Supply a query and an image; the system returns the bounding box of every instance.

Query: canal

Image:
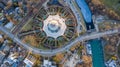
[90,39,105,67]
[75,0,95,30]
[48,0,105,67]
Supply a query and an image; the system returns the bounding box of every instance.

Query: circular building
[31,5,77,49]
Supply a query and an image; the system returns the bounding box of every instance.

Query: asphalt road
[0,26,119,56]
[1,0,120,56]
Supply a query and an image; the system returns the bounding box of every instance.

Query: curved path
[66,0,86,34]
[0,26,119,56]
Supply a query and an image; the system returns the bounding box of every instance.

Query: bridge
[0,26,119,56]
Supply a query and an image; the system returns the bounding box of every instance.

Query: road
[0,26,119,56]
[12,0,46,34]
[66,0,82,34]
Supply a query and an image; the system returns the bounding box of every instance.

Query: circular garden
[22,6,77,49]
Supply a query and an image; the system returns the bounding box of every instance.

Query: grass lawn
[22,21,33,31]
[38,43,49,50]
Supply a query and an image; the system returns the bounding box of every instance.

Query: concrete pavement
[63,54,79,67]
[66,0,82,34]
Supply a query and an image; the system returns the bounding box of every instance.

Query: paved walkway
[66,0,86,35]
[63,54,79,67]
[12,0,47,34]
[18,30,41,37]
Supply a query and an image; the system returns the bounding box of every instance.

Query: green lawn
[38,43,49,50]
[22,21,32,31]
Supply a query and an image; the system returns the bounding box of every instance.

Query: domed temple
[32,6,77,49]
[20,2,77,49]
